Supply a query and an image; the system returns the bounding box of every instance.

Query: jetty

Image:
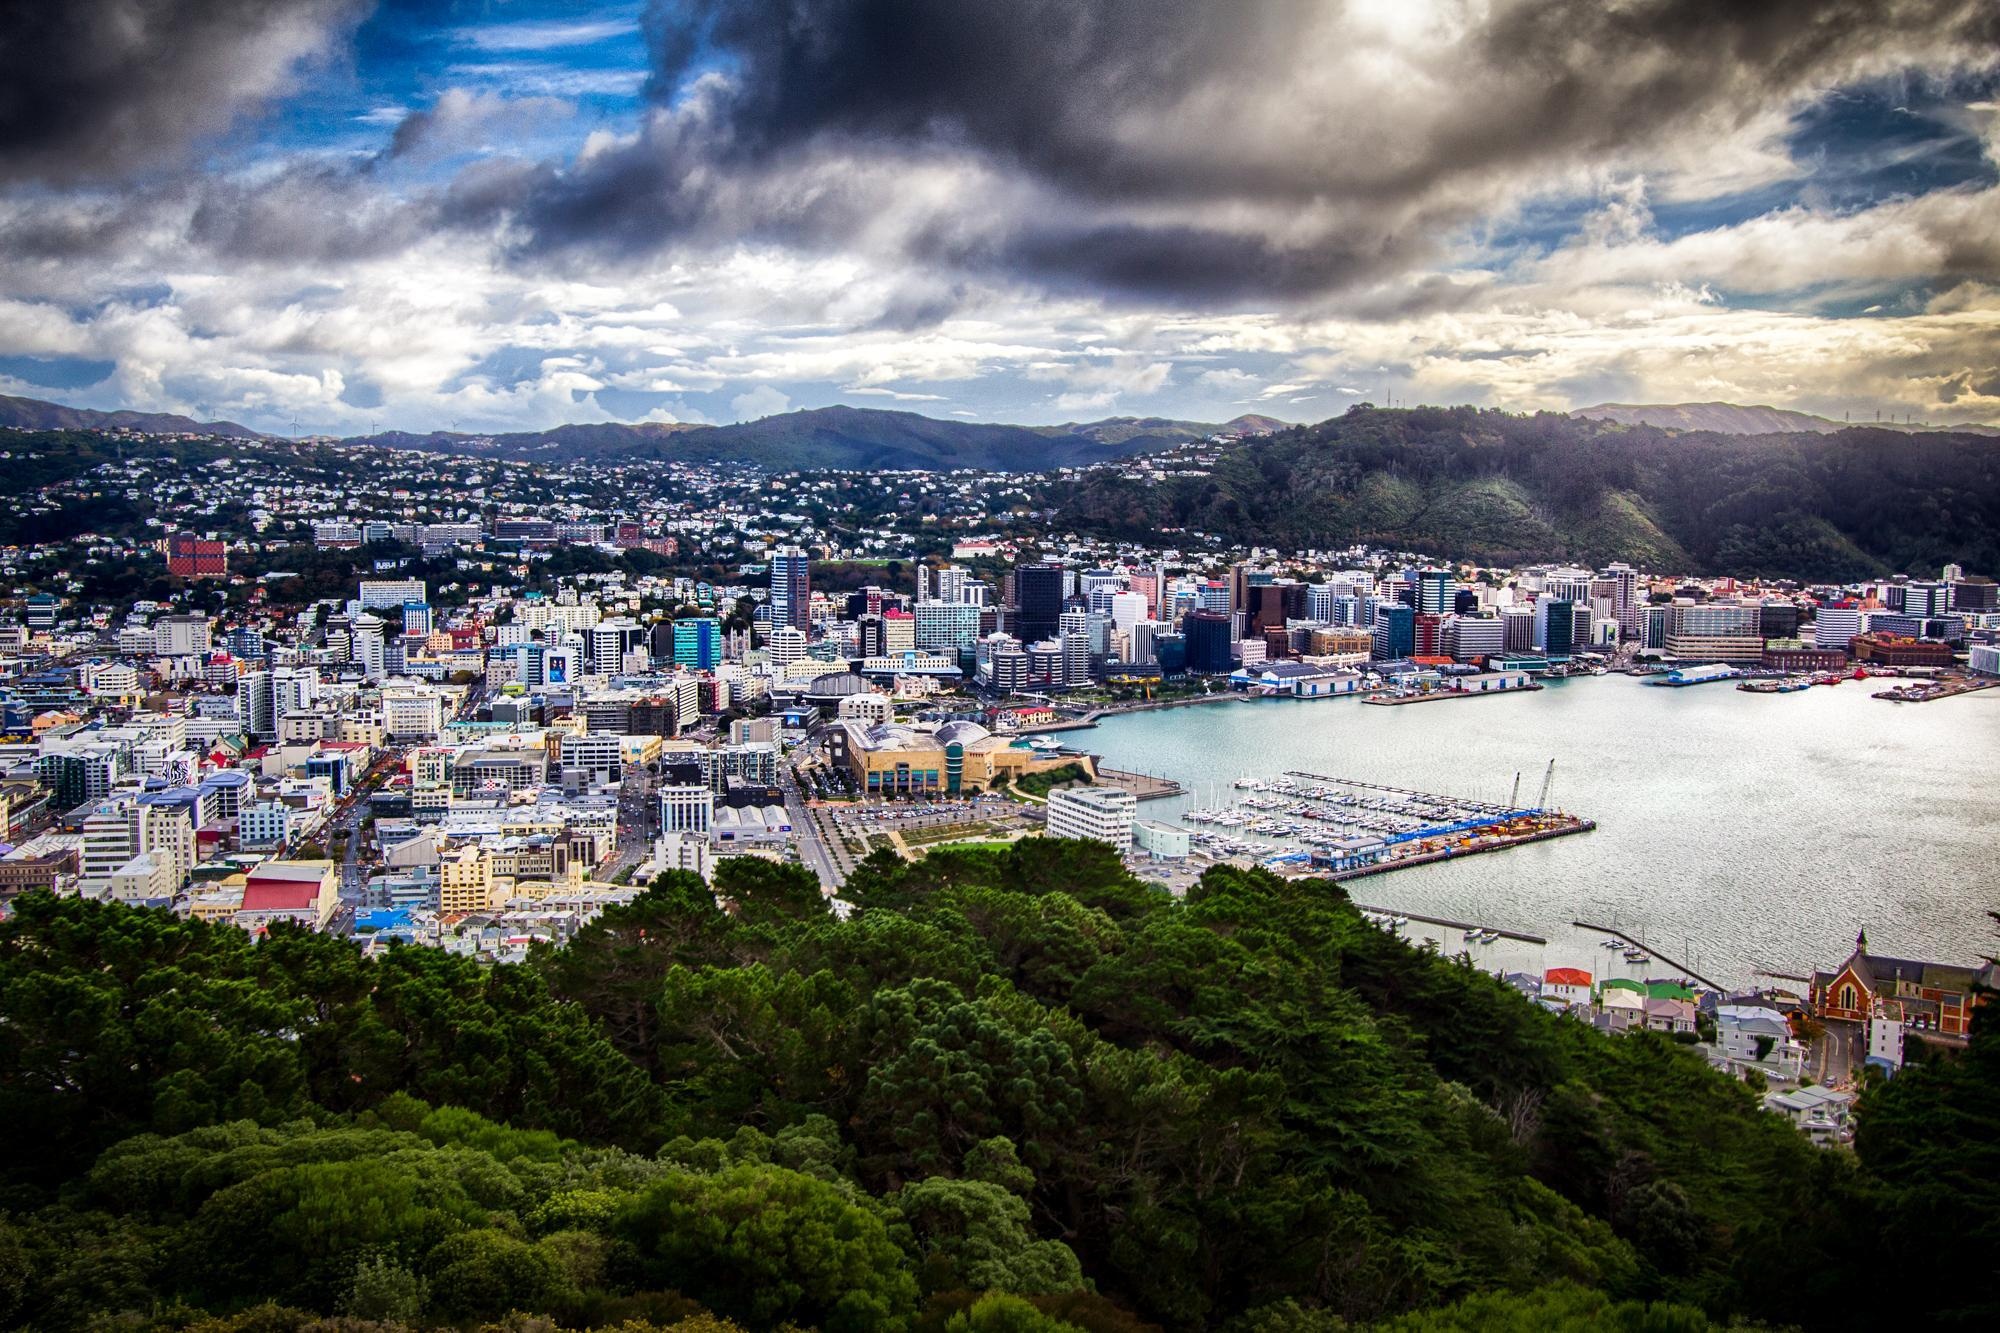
[1353,905,1547,946]
[1573,919,1724,991]
[1094,767,1184,801]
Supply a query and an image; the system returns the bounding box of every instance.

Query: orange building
[1849,633,1954,667]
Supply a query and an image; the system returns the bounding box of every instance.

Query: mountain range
[0,392,1282,471]
[1574,400,2000,436]
[0,392,264,439]
[335,406,1287,471]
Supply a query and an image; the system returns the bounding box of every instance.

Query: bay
[1082,675,2000,986]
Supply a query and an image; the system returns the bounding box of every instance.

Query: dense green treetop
[0,844,1992,1331]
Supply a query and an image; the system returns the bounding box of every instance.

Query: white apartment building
[559,733,624,787]
[1813,605,1866,651]
[240,801,291,851]
[659,782,714,838]
[381,687,445,742]
[1045,786,1137,852]
[153,614,213,657]
[358,578,427,610]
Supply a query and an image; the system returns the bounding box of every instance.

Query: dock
[1328,817,1595,879]
[1573,919,1724,990]
[1094,767,1184,801]
[1871,677,1997,704]
[1354,904,1546,945]
[1360,684,1544,706]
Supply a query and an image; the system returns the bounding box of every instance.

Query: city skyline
[0,1,1996,436]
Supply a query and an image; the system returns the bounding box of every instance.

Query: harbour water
[1085,675,2000,986]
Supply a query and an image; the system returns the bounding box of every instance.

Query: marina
[1170,764,1591,879]
[1084,674,2000,985]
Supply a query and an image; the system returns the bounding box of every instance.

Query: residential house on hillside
[1543,967,1592,1006]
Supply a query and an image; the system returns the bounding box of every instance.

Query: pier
[1353,904,1546,945]
[1573,919,1724,991]
[1327,818,1595,879]
[1094,767,1184,801]
[1360,684,1544,706]
[1871,677,1997,704]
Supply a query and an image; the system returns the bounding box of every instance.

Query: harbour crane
[1536,759,1556,812]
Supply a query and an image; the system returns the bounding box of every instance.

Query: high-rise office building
[1182,610,1235,674]
[769,545,811,633]
[1372,604,1415,660]
[1534,598,1576,657]
[1813,603,1865,651]
[673,617,722,671]
[1415,568,1456,615]
[1015,562,1065,644]
[913,601,981,651]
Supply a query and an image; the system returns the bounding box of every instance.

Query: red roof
[240,881,318,911]
[1545,967,1593,987]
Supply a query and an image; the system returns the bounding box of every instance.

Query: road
[314,747,406,934]
[600,761,655,884]
[1816,1019,1863,1088]
[783,764,847,890]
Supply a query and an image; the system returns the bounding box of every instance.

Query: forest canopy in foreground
[0,843,1994,1331]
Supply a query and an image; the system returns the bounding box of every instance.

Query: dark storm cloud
[0,0,370,184]
[189,163,438,263]
[487,0,2000,304]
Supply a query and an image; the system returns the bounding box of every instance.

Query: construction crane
[1536,759,1556,812]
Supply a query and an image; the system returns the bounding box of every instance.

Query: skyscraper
[770,545,811,633]
[1182,610,1236,674]
[1016,562,1064,644]
[1416,568,1456,615]
[1534,598,1576,657]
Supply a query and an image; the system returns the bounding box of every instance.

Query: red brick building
[167,533,227,578]
[1812,932,1990,1039]
[1850,633,1954,667]
[1763,645,1847,671]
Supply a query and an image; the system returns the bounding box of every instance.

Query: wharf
[1573,918,1723,990]
[1328,817,1595,881]
[1361,684,1543,707]
[1353,904,1546,945]
[1871,677,1997,704]
[1094,767,1184,801]
[1013,691,1240,733]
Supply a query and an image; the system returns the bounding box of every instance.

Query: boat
[1623,948,1647,963]
[1739,676,1813,694]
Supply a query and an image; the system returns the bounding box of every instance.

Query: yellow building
[187,880,247,923]
[440,845,496,915]
[833,720,1092,797]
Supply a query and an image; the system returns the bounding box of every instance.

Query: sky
[1,0,1997,436]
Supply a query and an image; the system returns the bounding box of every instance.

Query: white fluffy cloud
[0,1,1997,433]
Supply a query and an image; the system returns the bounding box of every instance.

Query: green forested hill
[353,406,1225,472]
[1057,406,2000,578]
[1,848,1993,1332]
